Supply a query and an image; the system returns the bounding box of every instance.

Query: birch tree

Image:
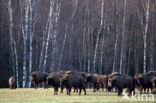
[58,0,78,69]
[113,0,119,72]
[22,0,28,87]
[7,0,19,87]
[119,0,127,73]
[143,0,150,73]
[42,1,54,72]
[93,0,104,73]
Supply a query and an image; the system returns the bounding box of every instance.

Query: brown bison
[108,75,135,96]
[65,70,88,88]
[8,76,16,89]
[146,71,156,76]
[86,73,107,92]
[46,73,64,95]
[135,73,153,94]
[106,72,124,92]
[60,74,87,95]
[30,71,48,88]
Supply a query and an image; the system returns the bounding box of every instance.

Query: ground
[0,88,156,103]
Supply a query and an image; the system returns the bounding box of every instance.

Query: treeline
[0,0,156,88]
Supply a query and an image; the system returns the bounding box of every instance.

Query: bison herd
[9,70,156,96]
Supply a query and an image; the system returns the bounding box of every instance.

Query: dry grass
[0,88,155,103]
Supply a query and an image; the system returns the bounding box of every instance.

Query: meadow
[0,88,156,103]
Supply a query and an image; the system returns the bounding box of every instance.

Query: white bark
[58,0,78,69]
[28,0,34,88]
[42,1,54,72]
[113,0,119,72]
[88,27,93,73]
[113,27,119,72]
[93,0,104,73]
[50,0,62,72]
[7,0,19,88]
[149,5,154,71]
[119,0,127,73]
[22,0,30,87]
[143,0,150,73]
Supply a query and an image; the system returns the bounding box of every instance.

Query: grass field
[0,88,156,103]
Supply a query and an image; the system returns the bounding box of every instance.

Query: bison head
[109,78,117,88]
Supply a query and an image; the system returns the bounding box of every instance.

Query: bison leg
[96,85,100,91]
[54,87,58,95]
[83,88,86,95]
[76,88,78,93]
[120,89,123,96]
[10,85,13,89]
[74,88,78,93]
[138,86,143,94]
[79,88,82,95]
[117,89,120,96]
[66,88,71,95]
[128,89,132,96]
[66,88,68,95]
[69,88,71,95]
[36,83,39,89]
[132,88,135,95]
[11,84,14,89]
[13,84,16,89]
[150,87,153,93]
[60,86,64,93]
[74,89,75,93]
[118,88,122,96]
[32,81,36,89]
[44,82,48,89]
[93,84,96,92]
[144,88,146,94]
[147,88,149,94]
[102,84,104,91]
[9,85,12,89]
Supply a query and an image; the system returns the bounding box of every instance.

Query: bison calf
[8,76,16,89]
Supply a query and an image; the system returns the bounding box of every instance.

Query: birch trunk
[119,0,127,73]
[112,0,119,72]
[113,27,119,72]
[42,1,54,72]
[28,0,34,87]
[93,0,104,73]
[7,0,19,87]
[50,0,62,72]
[143,0,150,73]
[22,0,29,87]
[58,0,78,69]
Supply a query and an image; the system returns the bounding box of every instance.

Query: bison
[106,72,124,92]
[8,76,16,89]
[60,74,86,95]
[46,73,64,95]
[135,73,153,94]
[108,75,135,96]
[30,71,48,89]
[86,73,107,92]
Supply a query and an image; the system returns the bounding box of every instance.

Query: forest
[0,0,156,88]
